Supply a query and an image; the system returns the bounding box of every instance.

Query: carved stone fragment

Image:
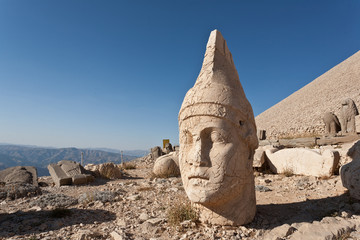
[323,112,341,136]
[340,98,359,134]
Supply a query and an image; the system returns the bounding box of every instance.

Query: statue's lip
[188,174,209,180]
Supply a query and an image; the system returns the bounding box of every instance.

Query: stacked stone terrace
[256,50,360,139]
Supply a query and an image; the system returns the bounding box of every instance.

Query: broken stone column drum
[178,30,258,226]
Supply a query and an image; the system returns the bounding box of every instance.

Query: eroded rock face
[178,30,258,226]
[265,148,340,177]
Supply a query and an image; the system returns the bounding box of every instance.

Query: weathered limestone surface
[265,148,340,177]
[153,151,180,177]
[0,166,38,186]
[48,160,93,187]
[341,140,360,199]
[256,50,360,139]
[178,30,258,226]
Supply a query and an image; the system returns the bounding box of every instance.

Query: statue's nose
[189,140,210,167]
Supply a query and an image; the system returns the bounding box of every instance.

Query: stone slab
[48,163,72,187]
[278,137,317,148]
[265,148,340,177]
[317,134,360,145]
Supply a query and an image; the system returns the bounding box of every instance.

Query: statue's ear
[244,122,259,153]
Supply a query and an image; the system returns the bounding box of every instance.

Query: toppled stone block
[48,160,93,187]
[265,148,340,177]
[72,174,90,185]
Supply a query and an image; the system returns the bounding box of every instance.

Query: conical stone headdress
[179,30,258,148]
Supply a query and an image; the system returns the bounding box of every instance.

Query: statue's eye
[211,131,226,143]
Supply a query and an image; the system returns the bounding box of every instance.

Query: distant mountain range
[0,144,149,176]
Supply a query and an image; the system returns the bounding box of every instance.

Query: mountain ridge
[0,144,148,176]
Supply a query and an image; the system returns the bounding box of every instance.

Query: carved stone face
[179,115,251,206]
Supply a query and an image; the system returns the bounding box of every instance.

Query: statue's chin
[185,187,218,205]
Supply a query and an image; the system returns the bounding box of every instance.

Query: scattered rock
[30,193,78,208]
[0,182,41,200]
[255,185,272,192]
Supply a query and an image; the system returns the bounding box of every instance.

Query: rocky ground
[1,156,360,240]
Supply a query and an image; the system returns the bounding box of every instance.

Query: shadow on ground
[248,192,359,230]
[0,208,116,238]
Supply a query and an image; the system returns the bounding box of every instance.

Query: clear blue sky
[0,1,359,150]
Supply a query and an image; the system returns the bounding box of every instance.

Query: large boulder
[153,151,180,177]
[265,148,340,177]
[85,162,123,179]
[48,160,93,187]
[0,166,40,200]
[0,166,38,186]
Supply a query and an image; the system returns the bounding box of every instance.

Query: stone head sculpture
[178,30,258,226]
[341,98,359,134]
